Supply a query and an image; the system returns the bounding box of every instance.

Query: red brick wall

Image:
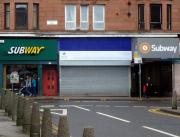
[0,0,180,32]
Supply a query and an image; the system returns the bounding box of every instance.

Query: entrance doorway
[131,61,172,97]
[42,65,58,96]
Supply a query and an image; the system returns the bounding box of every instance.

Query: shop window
[138,4,144,30]
[4,3,10,29]
[6,65,37,92]
[93,5,105,30]
[15,3,28,29]
[80,5,89,30]
[167,4,171,31]
[65,5,76,30]
[150,4,162,30]
[33,3,39,29]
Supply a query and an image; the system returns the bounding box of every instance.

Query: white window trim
[93,5,105,30]
[65,5,76,30]
[80,5,89,30]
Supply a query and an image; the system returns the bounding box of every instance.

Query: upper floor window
[65,5,76,30]
[15,4,28,29]
[138,4,144,30]
[33,3,39,29]
[93,5,105,30]
[150,4,162,30]
[4,3,10,29]
[80,5,89,30]
[167,4,171,31]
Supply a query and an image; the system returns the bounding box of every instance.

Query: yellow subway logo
[8,46,45,55]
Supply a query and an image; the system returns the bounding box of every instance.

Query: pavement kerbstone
[159,108,180,116]
[33,96,180,101]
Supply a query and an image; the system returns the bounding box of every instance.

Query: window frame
[150,4,162,30]
[65,5,76,30]
[4,3,10,30]
[167,4,171,31]
[138,4,145,31]
[93,5,105,30]
[15,3,28,30]
[33,3,39,30]
[80,5,89,30]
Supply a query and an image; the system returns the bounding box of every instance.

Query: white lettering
[151,44,177,53]
[173,47,177,53]
[19,47,25,54]
[14,47,20,54]
[151,45,156,51]
[8,47,15,54]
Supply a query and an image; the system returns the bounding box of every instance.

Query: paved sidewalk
[0,110,28,137]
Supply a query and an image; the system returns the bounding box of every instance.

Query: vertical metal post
[0,64,3,90]
[12,83,13,92]
[172,63,175,92]
[38,64,42,96]
[139,63,142,100]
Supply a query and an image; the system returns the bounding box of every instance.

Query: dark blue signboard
[59,38,131,51]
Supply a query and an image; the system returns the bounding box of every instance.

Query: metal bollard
[30,102,40,137]
[8,91,13,116]
[16,96,25,126]
[82,127,95,137]
[41,108,52,137]
[12,93,18,121]
[1,90,5,110]
[172,90,177,110]
[5,90,9,114]
[0,92,2,109]
[23,98,33,134]
[57,116,70,137]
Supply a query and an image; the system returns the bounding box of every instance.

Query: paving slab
[0,110,28,137]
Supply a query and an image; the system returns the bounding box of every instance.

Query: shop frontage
[0,38,58,96]
[59,38,132,96]
[131,37,179,97]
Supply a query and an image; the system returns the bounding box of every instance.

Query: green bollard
[41,108,52,137]
[82,127,95,137]
[30,102,40,137]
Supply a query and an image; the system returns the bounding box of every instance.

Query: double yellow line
[148,108,180,118]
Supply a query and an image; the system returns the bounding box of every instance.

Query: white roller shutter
[60,66,130,96]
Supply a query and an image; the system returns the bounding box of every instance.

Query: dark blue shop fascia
[59,37,131,51]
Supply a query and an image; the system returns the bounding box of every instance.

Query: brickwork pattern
[0,0,180,32]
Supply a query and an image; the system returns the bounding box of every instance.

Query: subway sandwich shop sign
[8,46,45,55]
[0,39,57,61]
